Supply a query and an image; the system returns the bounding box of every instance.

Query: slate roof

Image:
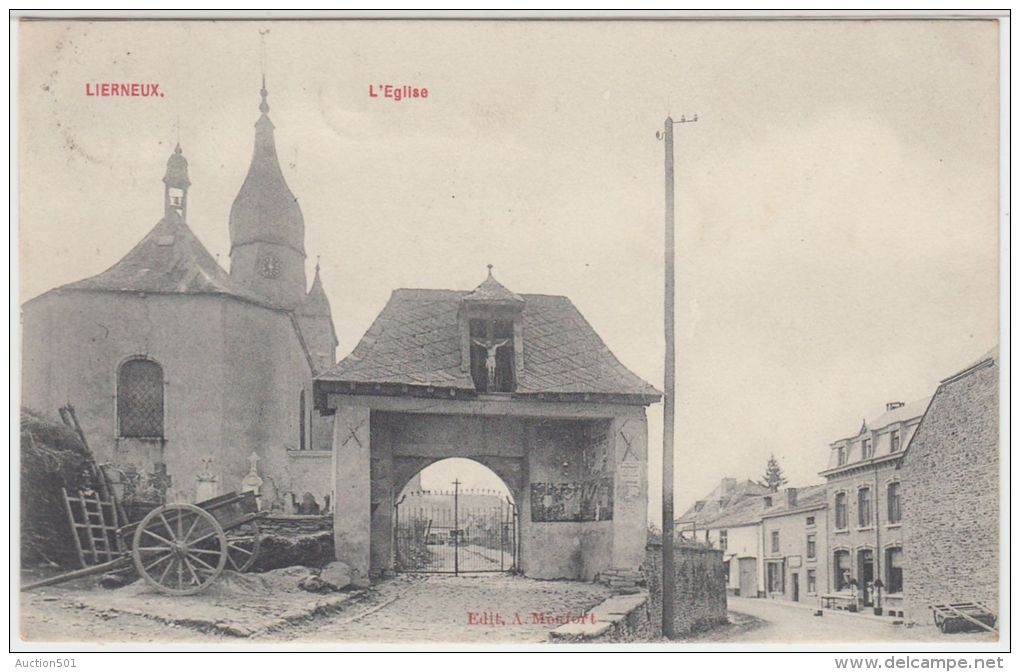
[678,479,769,526]
[462,269,524,305]
[759,483,828,518]
[834,395,933,443]
[699,495,766,529]
[54,211,268,304]
[317,287,660,400]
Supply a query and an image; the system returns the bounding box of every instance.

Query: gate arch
[393,458,519,574]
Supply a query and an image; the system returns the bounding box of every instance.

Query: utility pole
[658,112,697,639]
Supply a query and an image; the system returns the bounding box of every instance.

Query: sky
[18,19,1001,519]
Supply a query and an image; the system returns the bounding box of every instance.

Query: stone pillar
[332,404,371,587]
[612,412,648,570]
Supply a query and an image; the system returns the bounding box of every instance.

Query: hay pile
[20,408,97,568]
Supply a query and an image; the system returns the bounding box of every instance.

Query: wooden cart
[24,491,263,596]
[931,603,997,634]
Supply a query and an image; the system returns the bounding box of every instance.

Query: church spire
[228,78,304,257]
[299,257,332,318]
[228,78,307,309]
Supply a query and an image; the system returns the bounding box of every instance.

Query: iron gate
[394,484,518,574]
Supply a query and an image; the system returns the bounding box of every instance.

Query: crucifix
[471,334,509,389]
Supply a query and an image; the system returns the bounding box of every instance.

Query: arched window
[118,358,164,438]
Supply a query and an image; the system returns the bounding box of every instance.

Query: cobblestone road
[275,573,614,643]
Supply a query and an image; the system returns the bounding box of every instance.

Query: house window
[807,568,817,594]
[887,482,901,524]
[835,492,848,530]
[806,515,815,527]
[834,550,851,591]
[837,445,847,466]
[117,358,164,438]
[862,438,873,459]
[763,495,773,508]
[890,430,901,452]
[858,487,872,527]
[766,561,784,594]
[806,533,816,559]
[885,547,903,594]
[771,530,780,553]
[469,318,515,392]
[719,530,728,551]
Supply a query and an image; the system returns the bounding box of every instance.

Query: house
[819,396,930,616]
[901,348,999,622]
[760,484,829,604]
[678,477,769,537]
[700,494,768,597]
[21,83,338,512]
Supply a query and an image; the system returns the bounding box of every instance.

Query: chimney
[786,487,798,507]
[886,401,904,411]
[694,500,705,512]
[721,477,737,496]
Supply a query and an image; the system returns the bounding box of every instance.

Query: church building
[20,81,338,512]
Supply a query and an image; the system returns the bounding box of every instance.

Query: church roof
[56,211,261,299]
[229,81,305,257]
[317,287,660,401]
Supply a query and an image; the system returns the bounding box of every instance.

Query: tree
[759,453,788,492]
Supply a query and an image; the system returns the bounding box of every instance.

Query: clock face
[258,253,281,279]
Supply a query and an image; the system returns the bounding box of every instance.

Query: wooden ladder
[62,487,123,567]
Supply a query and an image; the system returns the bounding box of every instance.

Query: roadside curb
[67,588,370,638]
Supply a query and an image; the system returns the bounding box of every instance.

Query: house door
[738,557,757,597]
[858,549,875,606]
[791,573,799,602]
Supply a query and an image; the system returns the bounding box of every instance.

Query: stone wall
[549,593,654,643]
[902,356,999,622]
[260,513,333,538]
[643,541,728,637]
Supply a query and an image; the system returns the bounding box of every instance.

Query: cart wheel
[226,520,260,573]
[131,504,227,595]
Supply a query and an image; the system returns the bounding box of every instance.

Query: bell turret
[163,143,190,219]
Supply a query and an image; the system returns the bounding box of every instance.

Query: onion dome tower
[228,78,307,309]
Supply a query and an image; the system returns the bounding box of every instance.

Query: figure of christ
[472,337,510,389]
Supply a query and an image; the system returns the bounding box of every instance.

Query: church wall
[21,291,229,502]
[21,290,332,511]
[220,299,321,510]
